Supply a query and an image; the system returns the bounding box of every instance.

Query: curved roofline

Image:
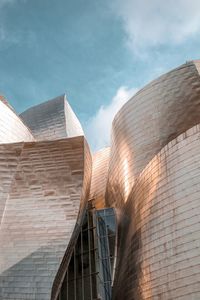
[112,60,200,125]
[20,93,66,115]
[0,95,35,139]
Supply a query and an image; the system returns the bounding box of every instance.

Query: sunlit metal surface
[0,96,34,143]
[1,60,200,300]
[0,96,34,240]
[106,60,200,300]
[89,147,110,208]
[112,125,200,300]
[106,60,200,208]
[0,96,92,300]
[20,94,84,141]
[0,137,91,300]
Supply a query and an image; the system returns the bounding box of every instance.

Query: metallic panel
[0,136,92,300]
[0,97,34,143]
[112,125,200,300]
[106,60,200,207]
[20,95,84,141]
[89,147,110,208]
[51,139,92,300]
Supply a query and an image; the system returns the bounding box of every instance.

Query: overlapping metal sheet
[0,96,92,300]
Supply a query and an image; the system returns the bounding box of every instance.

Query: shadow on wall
[0,242,68,300]
[113,155,162,300]
[113,125,200,300]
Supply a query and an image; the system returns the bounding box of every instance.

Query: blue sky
[0,0,200,150]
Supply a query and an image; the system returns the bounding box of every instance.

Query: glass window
[57,206,117,300]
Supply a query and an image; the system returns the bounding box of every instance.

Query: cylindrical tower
[106,60,200,208]
[113,125,200,300]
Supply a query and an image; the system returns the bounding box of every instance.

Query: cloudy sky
[0,0,200,150]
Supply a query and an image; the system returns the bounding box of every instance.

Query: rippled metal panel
[0,136,92,300]
[20,94,84,141]
[0,97,34,229]
[112,125,200,300]
[106,60,200,208]
[51,138,92,300]
[0,97,34,143]
[89,147,110,208]
[0,143,24,226]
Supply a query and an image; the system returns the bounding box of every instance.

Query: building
[0,60,200,300]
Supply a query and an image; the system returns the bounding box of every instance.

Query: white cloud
[112,0,200,54]
[85,86,138,151]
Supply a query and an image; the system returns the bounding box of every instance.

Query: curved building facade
[89,147,110,208]
[20,94,84,141]
[112,125,200,300]
[1,60,200,300]
[106,60,200,208]
[106,60,200,300]
[0,96,34,143]
[0,97,92,300]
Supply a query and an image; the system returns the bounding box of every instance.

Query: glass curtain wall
[58,207,116,300]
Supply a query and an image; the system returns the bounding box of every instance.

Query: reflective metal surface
[1,60,200,300]
[113,125,200,300]
[89,147,110,208]
[20,94,83,141]
[0,97,92,300]
[106,60,200,208]
[0,137,92,300]
[106,60,200,300]
[0,96,34,143]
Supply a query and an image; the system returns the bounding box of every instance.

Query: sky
[0,0,200,151]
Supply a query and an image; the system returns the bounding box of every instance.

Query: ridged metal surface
[51,138,92,300]
[112,125,200,300]
[106,60,200,208]
[89,147,110,208]
[0,98,34,143]
[0,136,92,300]
[1,60,200,300]
[20,95,84,141]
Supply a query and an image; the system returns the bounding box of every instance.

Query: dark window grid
[67,271,99,282]
[97,232,116,238]
[75,248,98,257]
[74,211,97,300]
[80,229,85,300]
[98,226,113,294]
[105,208,115,216]
[98,241,109,252]
[98,207,115,216]
[103,280,112,285]
[96,277,107,300]
[104,287,112,296]
[98,254,110,260]
[64,269,69,300]
[98,243,110,258]
[59,208,116,300]
[73,248,77,300]
[97,261,110,282]
[96,210,105,217]
[97,222,111,263]
[101,266,111,281]
[104,285,112,300]
[97,251,110,260]
[97,220,116,239]
[87,211,94,300]
[82,226,96,232]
